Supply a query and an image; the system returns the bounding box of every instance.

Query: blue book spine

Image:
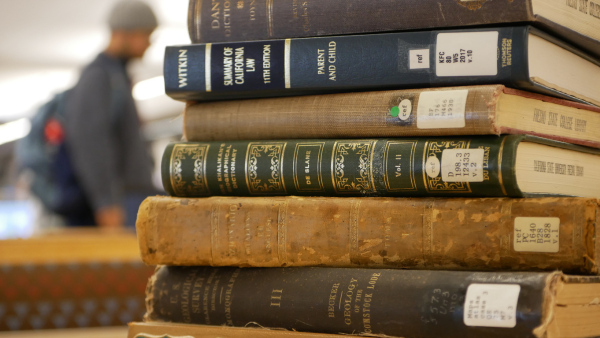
[165,26,529,101]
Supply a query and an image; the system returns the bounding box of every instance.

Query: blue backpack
[16,66,127,215]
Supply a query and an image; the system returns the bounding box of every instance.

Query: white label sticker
[416,90,468,129]
[425,156,441,178]
[436,32,498,76]
[398,99,412,120]
[441,149,484,182]
[409,49,430,69]
[464,284,520,328]
[514,217,560,253]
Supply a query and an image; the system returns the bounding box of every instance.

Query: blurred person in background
[64,0,158,228]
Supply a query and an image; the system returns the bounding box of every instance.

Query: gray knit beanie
[108,0,158,31]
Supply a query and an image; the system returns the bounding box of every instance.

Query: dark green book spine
[162,135,523,198]
[146,266,551,338]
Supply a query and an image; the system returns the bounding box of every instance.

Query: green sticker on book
[390,106,400,117]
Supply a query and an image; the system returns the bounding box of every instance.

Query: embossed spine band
[205,43,212,92]
[284,39,291,89]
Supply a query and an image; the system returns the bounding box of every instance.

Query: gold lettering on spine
[383,141,418,191]
[284,39,291,88]
[224,268,240,325]
[349,199,361,264]
[327,283,340,318]
[203,269,217,324]
[270,289,283,307]
[497,136,508,196]
[205,43,212,92]
[292,142,325,192]
[422,201,434,265]
[210,201,221,265]
[277,200,288,265]
[180,269,197,323]
[226,204,238,258]
[266,0,274,37]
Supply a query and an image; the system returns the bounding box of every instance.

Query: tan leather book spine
[128,322,358,338]
[183,85,502,141]
[137,196,599,274]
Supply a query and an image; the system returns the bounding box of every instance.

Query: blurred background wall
[0,0,188,238]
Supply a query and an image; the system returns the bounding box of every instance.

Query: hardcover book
[187,0,600,59]
[183,85,600,148]
[166,26,600,106]
[145,267,600,338]
[137,196,599,274]
[161,135,600,199]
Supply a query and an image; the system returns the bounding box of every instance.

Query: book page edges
[498,127,600,149]
[533,271,564,338]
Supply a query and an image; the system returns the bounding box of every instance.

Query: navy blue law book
[165,25,600,106]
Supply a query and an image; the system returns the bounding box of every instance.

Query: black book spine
[187,0,532,43]
[146,266,551,338]
[165,26,529,101]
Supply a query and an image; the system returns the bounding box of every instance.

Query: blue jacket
[65,53,155,211]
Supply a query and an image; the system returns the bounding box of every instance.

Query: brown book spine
[184,85,501,142]
[137,196,599,274]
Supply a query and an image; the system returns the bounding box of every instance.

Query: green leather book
[162,135,600,198]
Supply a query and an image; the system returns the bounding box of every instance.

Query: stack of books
[129,1,600,337]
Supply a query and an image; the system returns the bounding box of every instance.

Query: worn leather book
[161,135,600,198]
[137,196,599,274]
[183,85,600,148]
[187,0,600,59]
[129,322,359,338]
[166,26,600,106]
[145,267,600,338]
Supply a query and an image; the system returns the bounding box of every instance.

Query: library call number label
[513,217,560,253]
[464,283,520,328]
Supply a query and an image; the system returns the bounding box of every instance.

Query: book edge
[533,271,564,338]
